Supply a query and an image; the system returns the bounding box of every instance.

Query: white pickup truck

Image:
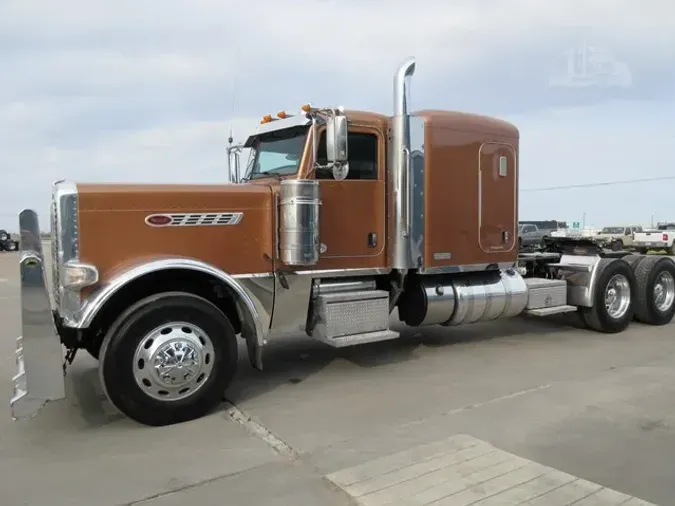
[633,223,675,255]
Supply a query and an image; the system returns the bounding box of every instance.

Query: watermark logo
[549,37,632,89]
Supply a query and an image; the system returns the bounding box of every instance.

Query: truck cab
[12,59,675,427]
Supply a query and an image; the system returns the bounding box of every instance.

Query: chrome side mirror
[326,115,348,164]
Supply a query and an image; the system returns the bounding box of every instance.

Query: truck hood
[76,182,276,282]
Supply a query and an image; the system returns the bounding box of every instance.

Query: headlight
[62,261,98,290]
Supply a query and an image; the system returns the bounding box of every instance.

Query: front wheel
[579,259,636,333]
[99,291,238,426]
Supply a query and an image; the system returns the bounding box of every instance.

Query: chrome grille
[50,196,60,307]
[146,212,243,227]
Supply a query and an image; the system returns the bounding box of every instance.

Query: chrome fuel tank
[398,269,529,327]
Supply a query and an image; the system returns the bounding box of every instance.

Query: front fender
[72,257,273,370]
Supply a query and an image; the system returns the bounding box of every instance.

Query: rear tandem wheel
[631,255,675,325]
[579,258,636,333]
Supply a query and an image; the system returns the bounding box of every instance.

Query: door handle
[368,232,377,248]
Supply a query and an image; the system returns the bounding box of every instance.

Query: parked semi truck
[13,59,675,427]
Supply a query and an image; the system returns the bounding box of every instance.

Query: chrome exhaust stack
[389,57,416,270]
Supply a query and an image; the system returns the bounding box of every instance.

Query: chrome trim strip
[12,209,66,420]
[73,258,272,348]
[293,267,391,277]
[418,262,517,275]
[409,115,426,267]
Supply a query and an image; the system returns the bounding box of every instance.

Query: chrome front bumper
[10,209,66,420]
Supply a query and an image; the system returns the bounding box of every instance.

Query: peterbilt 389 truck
[13,58,675,427]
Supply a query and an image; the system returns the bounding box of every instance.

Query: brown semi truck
[13,59,675,426]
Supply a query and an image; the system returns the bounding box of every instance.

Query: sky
[1,0,675,232]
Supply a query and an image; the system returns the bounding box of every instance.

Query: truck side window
[315,131,378,180]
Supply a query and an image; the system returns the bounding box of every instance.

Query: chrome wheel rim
[133,322,215,401]
[653,271,675,312]
[605,273,631,319]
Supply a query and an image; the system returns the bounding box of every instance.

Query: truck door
[479,142,517,253]
[312,126,386,270]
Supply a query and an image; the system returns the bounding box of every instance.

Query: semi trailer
[12,58,675,427]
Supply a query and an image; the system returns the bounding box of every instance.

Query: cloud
[512,99,675,226]
[1,0,674,230]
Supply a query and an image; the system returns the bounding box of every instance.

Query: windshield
[246,125,309,180]
[601,227,624,234]
[658,224,675,230]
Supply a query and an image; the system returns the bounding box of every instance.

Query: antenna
[226,44,242,183]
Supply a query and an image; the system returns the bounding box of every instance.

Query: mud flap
[246,334,263,371]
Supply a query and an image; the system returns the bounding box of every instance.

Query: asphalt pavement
[1,246,674,505]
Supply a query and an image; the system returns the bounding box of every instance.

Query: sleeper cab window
[315,131,378,180]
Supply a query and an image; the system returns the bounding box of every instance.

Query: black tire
[99,291,238,426]
[637,248,648,255]
[622,254,645,269]
[632,256,675,325]
[622,254,648,322]
[611,240,623,251]
[579,258,636,333]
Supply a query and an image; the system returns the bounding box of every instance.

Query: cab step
[523,305,578,317]
[314,329,401,348]
[310,289,400,347]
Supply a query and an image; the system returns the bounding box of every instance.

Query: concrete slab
[135,460,353,506]
[227,315,675,505]
[325,434,657,506]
